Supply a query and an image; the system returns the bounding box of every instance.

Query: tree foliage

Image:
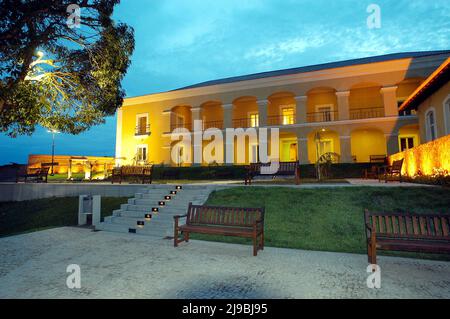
[0,0,134,136]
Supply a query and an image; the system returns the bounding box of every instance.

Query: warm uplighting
[152,207,159,213]
[170,191,177,195]
[158,201,166,206]
[176,186,183,190]
[145,214,152,221]
[389,135,450,177]
[164,196,172,201]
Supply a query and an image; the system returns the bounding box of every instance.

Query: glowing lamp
[176,186,183,190]
[137,221,145,229]
[152,207,159,213]
[145,214,152,221]
[159,201,166,206]
[170,191,177,195]
[164,196,172,201]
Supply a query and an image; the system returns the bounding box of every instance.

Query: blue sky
[1,0,449,165]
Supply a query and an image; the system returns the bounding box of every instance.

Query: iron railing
[267,115,296,126]
[307,110,338,123]
[135,125,151,136]
[350,107,384,120]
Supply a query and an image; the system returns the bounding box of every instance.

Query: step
[96,222,171,238]
[113,209,186,219]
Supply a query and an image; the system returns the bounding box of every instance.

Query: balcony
[203,120,223,130]
[135,125,151,136]
[170,123,192,131]
[350,107,385,120]
[307,110,338,123]
[233,118,259,128]
[267,115,296,126]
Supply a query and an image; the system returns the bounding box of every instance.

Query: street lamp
[47,129,60,176]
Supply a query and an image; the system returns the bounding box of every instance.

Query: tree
[0,0,134,136]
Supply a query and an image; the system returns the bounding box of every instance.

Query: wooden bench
[379,159,404,183]
[364,155,387,179]
[16,166,50,183]
[174,203,265,256]
[244,161,300,185]
[364,210,450,265]
[111,165,153,184]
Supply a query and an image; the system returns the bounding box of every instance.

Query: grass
[191,187,450,260]
[0,197,129,237]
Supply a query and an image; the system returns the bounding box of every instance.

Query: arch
[307,129,341,163]
[171,105,192,130]
[348,82,383,118]
[232,96,258,128]
[268,91,296,125]
[200,100,223,129]
[350,128,386,163]
[306,87,337,118]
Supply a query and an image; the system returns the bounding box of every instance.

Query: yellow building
[116,51,450,166]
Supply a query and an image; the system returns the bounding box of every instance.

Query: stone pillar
[339,136,353,163]
[191,107,202,131]
[386,134,399,156]
[381,86,399,117]
[162,110,172,133]
[257,99,268,127]
[222,104,233,129]
[297,137,309,164]
[336,91,350,120]
[295,96,307,124]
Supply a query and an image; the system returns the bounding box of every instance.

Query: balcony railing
[233,118,258,128]
[267,115,296,126]
[350,107,385,120]
[170,123,192,131]
[203,120,223,130]
[307,111,338,123]
[135,125,151,136]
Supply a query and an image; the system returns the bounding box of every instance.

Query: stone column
[222,104,233,129]
[336,91,350,120]
[257,99,268,127]
[162,110,172,133]
[339,136,353,163]
[386,134,399,156]
[381,86,399,117]
[191,107,202,131]
[295,96,307,124]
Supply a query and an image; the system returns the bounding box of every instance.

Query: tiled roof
[175,50,450,91]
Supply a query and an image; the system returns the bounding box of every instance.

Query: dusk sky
[1,0,449,165]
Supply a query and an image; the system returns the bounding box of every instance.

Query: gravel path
[0,227,449,299]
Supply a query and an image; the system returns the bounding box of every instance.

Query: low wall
[389,135,450,177]
[0,183,145,202]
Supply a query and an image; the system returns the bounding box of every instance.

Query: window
[136,145,148,162]
[445,98,450,135]
[249,113,259,128]
[425,109,437,141]
[136,114,149,136]
[399,137,415,152]
[281,107,295,125]
[315,105,334,122]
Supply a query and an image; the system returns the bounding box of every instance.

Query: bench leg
[184,231,190,243]
[253,235,258,256]
[261,231,264,250]
[174,226,179,247]
[368,242,377,265]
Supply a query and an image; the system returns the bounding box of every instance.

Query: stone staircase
[96,185,215,238]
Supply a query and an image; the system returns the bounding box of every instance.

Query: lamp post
[47,129,60,176]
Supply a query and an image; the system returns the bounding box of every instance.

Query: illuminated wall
[389,134,450,176]
[28,155,115,175]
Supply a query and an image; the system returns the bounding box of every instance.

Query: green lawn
[193,187,450,260]
[0,197,129,237]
